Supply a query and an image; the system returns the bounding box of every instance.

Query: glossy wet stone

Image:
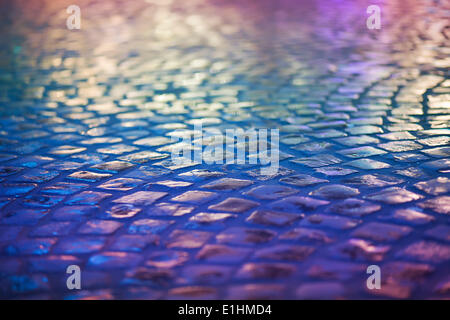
[208,197,259,213]
[216,227,276,246]
[124,166,172,179]
[366,187,423,204]
[0,0,448,300]
[90,161,135,173]
[146,250,189,268]
[246,210,303,227]
[418,196,450,215]
[0,274,50,297]
[177,169,225,181]
[148,202,194,217]
[5,238,56,256]
[378,141,423,152]
[397,241,450,263]
[122,267,175,288]
[279,174,328,187]
[332,239,391,262]
[244,185,298,200]
[2,209,49,226]
[149,180,192,188]
[181,265,232,285]
[351,222,413,242]
[88,252,142,269]
[201,178,253,191]
[269,196,329,213]
[196,245,251,263]
[171,190,218,204]
[129,219,174,235]
[118,151,169,164]
[382,261,434,284]
[78,220,122,235]
[66,191,112,206]
[343,174,404,188]
[300,214,360,230]
[97,178,144,191]
[186,212,236,230]
[290,154,342,168]
[306,259,366,281]
[414,177,450,196]
[326,199,380,217]
[236,263,296,279]
[166,230,212,249]
[54,238,105,254]
[0,183,36,196]
[338,146,386,158]
[15,169,59,183]
[254,245,315,262]
[52,206,95,221]
[309,184,360,200]
[41,182,88,195]
[280,228,334,244]
[381,209,435,225]
[245,166,296,181]
[113,191,167,206]
[29,255,81,272]
[22,194,64,208]
[314,166,358,176]
[346,158,391,170]
[424,225,450,242]
[28,222,74,237]
[67,171,112,182]
[104,204,141,219]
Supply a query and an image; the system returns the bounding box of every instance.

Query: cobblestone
[0,0,448,299]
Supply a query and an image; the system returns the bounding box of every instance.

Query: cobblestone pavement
[0,0,449,299]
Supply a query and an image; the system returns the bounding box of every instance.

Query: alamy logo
[66,265,81,290]
[366,5,381,30]
[66,5,81,30]
[366,265,381,289]
[169,124,279,175]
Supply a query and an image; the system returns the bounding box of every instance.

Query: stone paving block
[244,185,299,200]
[253,244,315,262]
[306,260,366,280]
[129,219,174,235]
[0,0,448,300]
[170,190,218,204]
[331,239,391,262]
[88,252,142,269]
[418,196,450,214]
[309,184,360,200]
[414,177,450,196]
[246,210,303,227]
[196,244,251,263]
[365,187,423,204]
[216,227,276,246]
[167,230,212,249]
[113,191,167,206]
[397,241,450,263]
[182,265,233,285]
[236,263,297,280]
[380,209,435,225]
[351,222,413,242]
[208,197,259,213]
[78,220,122,235]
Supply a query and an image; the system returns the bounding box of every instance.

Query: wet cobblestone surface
[0,0,449,299]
